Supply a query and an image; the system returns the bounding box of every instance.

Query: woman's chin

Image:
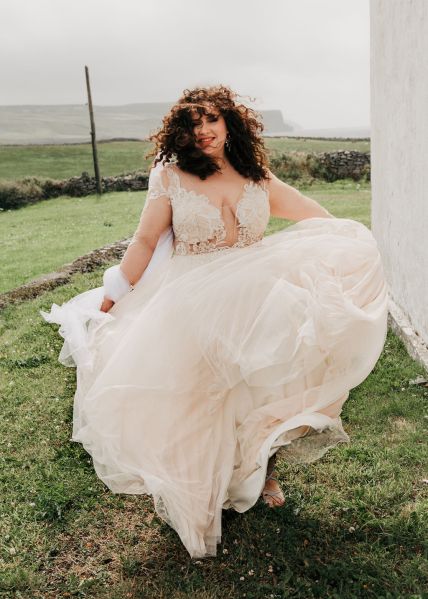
[197,145,214,153]
[198,147,223,158]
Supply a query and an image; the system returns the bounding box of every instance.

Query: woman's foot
[262,471,285,508]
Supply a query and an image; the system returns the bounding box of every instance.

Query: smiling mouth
[198,137,215,145]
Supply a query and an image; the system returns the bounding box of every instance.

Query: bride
[41,84,388,559]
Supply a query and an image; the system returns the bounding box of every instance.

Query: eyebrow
[191,112,219,121]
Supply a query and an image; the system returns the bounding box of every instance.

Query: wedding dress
[40,160,389,558]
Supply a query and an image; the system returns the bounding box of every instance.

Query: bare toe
[262,473,285,508]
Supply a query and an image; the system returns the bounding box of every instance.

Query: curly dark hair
[146,84,270,182]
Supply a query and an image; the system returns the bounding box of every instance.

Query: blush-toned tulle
[40,217,388,558]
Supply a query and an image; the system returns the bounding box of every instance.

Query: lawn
[0,180,370,294]
[0,278,426,597]
[0,138,370,182]
[0,190,145,294]
[0,174,426,597]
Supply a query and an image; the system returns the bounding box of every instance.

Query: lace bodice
[145,162,270,256]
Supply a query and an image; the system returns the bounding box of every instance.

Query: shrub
[269,150,370,184]
[0,176,66,210]
[0,151,370,210]
[0,179,44,210]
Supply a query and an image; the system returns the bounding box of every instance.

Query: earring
[225,134,231,150]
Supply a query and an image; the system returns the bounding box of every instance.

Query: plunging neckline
[165,163,270,253]
[166,163,256,220]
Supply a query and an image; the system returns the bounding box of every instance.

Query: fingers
[100,298,115,313]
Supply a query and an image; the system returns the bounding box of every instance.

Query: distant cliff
[259,110,294,135]
[0,104,295,145]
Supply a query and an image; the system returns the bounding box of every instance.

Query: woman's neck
[213,154,231,173]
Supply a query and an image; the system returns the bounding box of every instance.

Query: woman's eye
[192,115,218,127]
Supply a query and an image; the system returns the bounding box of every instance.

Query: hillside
[0,104,293,145]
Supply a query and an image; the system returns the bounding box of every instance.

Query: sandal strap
[262,490,284,498]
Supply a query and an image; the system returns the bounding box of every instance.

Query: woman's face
[191,106,228,157]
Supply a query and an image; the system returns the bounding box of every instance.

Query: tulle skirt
[40,217,389,558]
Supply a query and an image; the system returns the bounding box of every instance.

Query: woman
[41,84,388,559]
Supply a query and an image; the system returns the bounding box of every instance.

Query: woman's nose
[198,119,211,134]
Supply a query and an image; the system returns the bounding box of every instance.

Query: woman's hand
[100,297,115,313]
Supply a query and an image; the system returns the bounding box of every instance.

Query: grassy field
[0,190,145,294]
[0,138,370,182]
[0,172,426,597]
[0,278,426,597]
[266,137,370,155]
[0,180,370,294]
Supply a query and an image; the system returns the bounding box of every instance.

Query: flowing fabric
[40,164,389,558]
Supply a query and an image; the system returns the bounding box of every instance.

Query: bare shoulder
[264,168,282,190]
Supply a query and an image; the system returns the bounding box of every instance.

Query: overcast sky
[1,0,370,129]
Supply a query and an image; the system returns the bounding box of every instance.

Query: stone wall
[1,150,371,210]
[0,171,150,210]
[50,152,372,197]
[0,237,131,309]
[316,151,371,181]
[43,171,150,198]
[269,150,370,183]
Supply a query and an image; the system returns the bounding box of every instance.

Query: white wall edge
[388,295,428,373]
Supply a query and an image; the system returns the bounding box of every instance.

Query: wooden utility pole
[85,65,102,195]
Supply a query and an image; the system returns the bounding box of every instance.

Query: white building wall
[370,0,428,345]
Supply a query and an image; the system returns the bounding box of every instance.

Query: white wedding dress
[41,161,389,558]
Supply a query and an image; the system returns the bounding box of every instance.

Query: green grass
[0,141,154,182]
[0,274,426,598]
[266,137,370,155]
[0,180,371,295]
[0,191,145,293]
[0,138,370,182]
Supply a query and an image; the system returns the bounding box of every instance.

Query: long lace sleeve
[103,163,173,302]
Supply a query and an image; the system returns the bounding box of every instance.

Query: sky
[0,0,370,129]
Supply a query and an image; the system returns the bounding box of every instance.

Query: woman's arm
[100,168,172,312]
[119,194,172,286]
[266,169,334,221]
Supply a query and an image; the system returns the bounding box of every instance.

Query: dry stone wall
[0,237,131,309]
[316,151,371,181]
